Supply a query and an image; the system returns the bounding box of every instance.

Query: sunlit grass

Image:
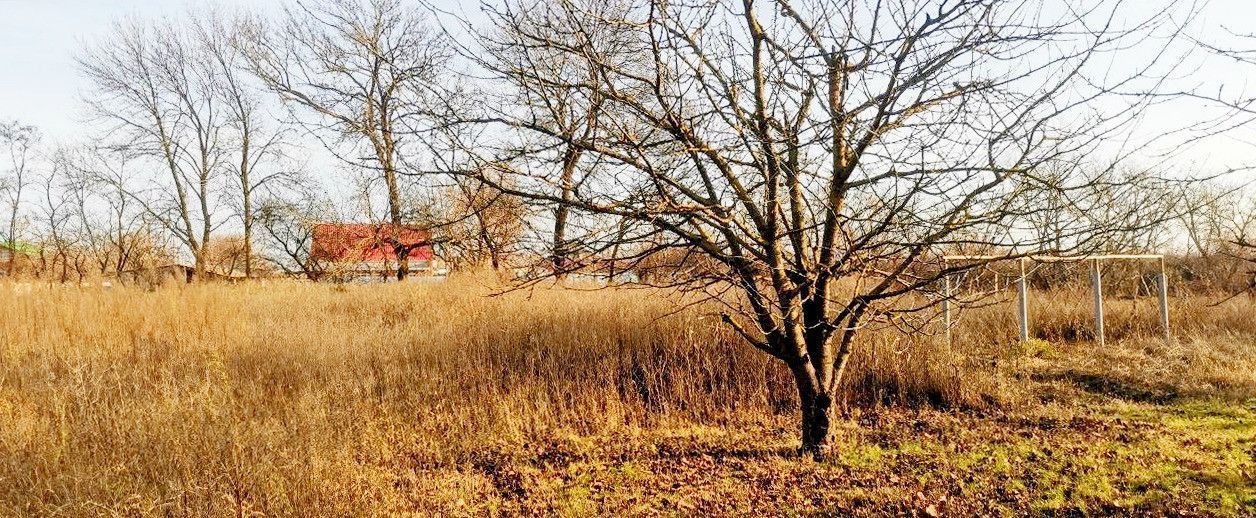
[0,276,1252,515]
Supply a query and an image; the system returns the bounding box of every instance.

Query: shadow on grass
[1033,369,1256,405]
[1032,370,1182,404]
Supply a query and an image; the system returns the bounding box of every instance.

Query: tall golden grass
[0,276,1252,514]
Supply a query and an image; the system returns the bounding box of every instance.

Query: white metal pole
[1017,257,1029,343]
[1158,257,1171,345]
[1091,259,1105,347]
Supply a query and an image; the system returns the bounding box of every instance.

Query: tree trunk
[383,167,408,281]
[553,144,579,277]
[792,364,836,459]
[477,214,501,270]
[552,203,569,275]
[394,245,410,281]
[193,247,206,283]
[241,146,253,279]
[6,219,17,277]
[242,203,254,279]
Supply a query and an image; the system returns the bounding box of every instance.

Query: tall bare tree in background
[79,19,229,281]
[236,0,450,280]
[195,12,291,279]
[65,146,170,277]
[477,1,633,276]
[1,121,38,276]
[442,0,1204,455]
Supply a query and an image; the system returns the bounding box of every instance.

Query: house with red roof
[310,223,440,280]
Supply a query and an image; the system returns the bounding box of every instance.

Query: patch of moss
[836,444,886,470]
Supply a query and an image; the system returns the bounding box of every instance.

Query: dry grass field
[0,277,1253,516]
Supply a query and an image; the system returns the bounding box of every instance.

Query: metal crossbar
[940,254,1171,347]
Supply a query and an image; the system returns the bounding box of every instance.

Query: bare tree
[478,1,633,275]
[1219,189,1256,292]
[0,121,38,276]
[66,145,168,277]
[60,149,118,276]
[34,151,87,283]
[1179,183,1235,256]
[255,182,336,280]
[236,0,451,280]
[429,177,527,271]
[1194,31,1256,283]
[440,0,1205,455]
[1024,167,1186,256]
[79,19,233,281]
[194,11,291,279]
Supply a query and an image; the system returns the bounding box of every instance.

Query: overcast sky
[2,0,1255,172]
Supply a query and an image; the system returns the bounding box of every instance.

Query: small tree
[0,121,38,276]
[255,186,335,280]
[34,150,87,283]
[1223,192,1256,291]
[426,178,528,271]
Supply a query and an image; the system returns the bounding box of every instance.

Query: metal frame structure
[941,254,1171,346]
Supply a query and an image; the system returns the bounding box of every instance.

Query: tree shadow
[1032,370,1182,404]
[1034,368,1256,405]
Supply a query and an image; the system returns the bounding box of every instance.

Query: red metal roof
[311,224,434,262]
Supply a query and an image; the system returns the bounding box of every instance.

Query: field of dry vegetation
[0,277,1253,516]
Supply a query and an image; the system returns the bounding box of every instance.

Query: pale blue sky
[0,0,468,140]
[0,0,275,139]
[1,0,1255,172]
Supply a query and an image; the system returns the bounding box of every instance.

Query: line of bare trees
[3,0,1256,455]
[1,1,524,283]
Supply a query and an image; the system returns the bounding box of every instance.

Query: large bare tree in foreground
[440,0,1202,455]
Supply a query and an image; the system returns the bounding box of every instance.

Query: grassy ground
[409,400,1255,516]
[0,278,1252,516]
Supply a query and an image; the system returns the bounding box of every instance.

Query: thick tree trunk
[792,364,836,459]
[394,245,410,281]
[553,144,580,277]
[552,203,569,275]
[383,167,408,281]
[193,251,206,283]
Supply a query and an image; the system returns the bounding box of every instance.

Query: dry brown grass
[949,286,1256,402]
[0,276,1252,515]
